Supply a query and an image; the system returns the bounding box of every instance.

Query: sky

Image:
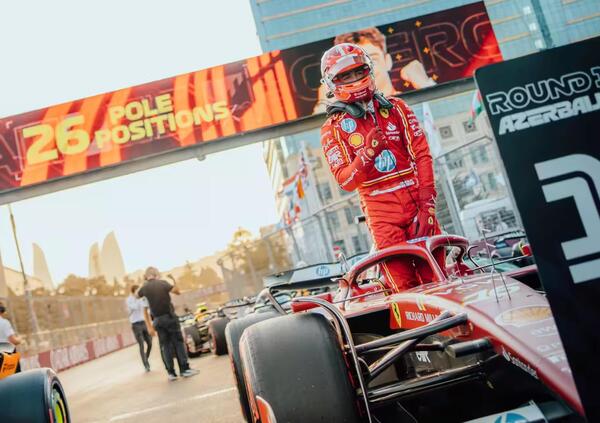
[0,0,280,284]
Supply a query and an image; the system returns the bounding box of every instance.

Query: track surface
[59,344,243,423]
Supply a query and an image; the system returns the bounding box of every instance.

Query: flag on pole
[421,102,442,159]
[296,176,305,199]
[470,90,483,122]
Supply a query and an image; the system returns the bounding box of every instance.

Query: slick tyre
[208,317,229,356]
[240,313,360,423]
[0,368,70,423]
[183,325,202,357]
[226,311,279,422]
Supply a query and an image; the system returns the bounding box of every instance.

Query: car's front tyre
[0,368,70,423]
[239,313,361,423]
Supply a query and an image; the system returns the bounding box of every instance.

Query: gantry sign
[0,2,500,204]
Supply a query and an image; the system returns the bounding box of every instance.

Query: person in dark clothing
[138,267,198,381]
[126,285,153,371]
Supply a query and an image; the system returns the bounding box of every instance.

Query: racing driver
[320,43,442,291]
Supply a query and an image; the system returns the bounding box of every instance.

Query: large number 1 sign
[535,154,600,284]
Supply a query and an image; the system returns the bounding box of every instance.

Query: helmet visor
[333,64,370,84]
[324,53,371,81]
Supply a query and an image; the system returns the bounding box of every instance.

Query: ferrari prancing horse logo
[391,303,402,327]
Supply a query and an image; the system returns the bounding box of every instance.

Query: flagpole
[7,204,40,334]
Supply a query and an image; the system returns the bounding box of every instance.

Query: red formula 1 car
[234,235,584,423]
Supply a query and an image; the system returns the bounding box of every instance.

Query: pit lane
[59,344,243,422]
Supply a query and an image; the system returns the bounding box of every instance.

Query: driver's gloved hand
[413,189,437,238]
[355,127,388,168]
[363,127,387,159]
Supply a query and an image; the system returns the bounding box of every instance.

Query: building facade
[253,0,600,261]
[267,130,372,261]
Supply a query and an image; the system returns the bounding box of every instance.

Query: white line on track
[107,387,237,421]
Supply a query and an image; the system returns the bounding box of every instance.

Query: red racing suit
[321,95,441,291]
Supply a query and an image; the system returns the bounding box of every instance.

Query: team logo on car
[340,118,357,133]
[375,149,396,173]
[379,108,390,118]
[315,265,330,277]
[493,412,529,423]
[348,133,364,147]
[495,305,553,327]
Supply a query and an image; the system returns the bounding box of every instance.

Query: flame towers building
[87,232,126,285]
[32,243,53,290]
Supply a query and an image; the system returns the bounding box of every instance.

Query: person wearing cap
[319,43,444,291]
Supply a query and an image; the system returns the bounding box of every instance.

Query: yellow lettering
[112,125,130,144]
[129,120,146,141]
[141,98,158,117]
[55,115,90,155]
[193,105,214,124]
[23,124,57,165]
[149,116,167,135]
[175,110,193,129]
[125,101,144,121]
[94,129,111,148]
[213,101,230,120]
[167,112,177,131]
[144,119,154,137]
[155,94,173,114]
[108,106,125,125]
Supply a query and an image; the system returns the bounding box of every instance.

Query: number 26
[23,115,90,165]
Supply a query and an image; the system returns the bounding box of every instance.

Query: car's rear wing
[264,253,369,290]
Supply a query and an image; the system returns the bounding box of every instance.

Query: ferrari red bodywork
[241,235,583,422]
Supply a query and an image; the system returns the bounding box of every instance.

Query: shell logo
[349,133,364,147]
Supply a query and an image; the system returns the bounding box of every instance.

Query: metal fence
[217,194,373,297]
[4,295,129,355]
[434,136,520,240]
[4,284,229,355]
[218,233,292,299]
[275,194,372,265]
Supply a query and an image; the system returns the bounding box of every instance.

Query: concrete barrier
[20,331,137,372]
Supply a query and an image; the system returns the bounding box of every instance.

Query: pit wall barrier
[19,330,136,372]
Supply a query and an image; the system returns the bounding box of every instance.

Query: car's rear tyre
[240,313,360,423]
[226,311,279,422]
[0,368,71,423]
[183,325,202,357]
[208,317,229,355]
